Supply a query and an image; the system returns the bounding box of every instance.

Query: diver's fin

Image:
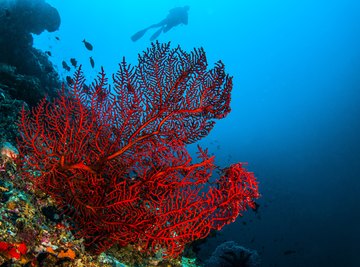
[131,28,148,42]
[149,27,163,41]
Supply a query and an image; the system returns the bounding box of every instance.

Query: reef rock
[205,241,260,267]
[0,0,61,107]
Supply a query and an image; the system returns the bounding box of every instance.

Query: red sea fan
[17,42,259,258]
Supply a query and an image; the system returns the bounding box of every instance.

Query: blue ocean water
[33,0,360,266]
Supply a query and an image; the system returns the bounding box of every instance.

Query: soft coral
[17,42,259,258]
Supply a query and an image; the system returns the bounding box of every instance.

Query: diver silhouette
[131,6,190,42]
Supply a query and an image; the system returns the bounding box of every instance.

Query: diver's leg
[150,26,165,41]
[163,24,172,33]
[131,20,166,42]
[148,19,166,29]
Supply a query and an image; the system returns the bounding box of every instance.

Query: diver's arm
[168,7,182,14]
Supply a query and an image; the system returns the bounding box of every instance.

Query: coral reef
[17,42,260,259]
[0,143,132,266]
[0,66,26,144]
[0,143,195,267]
[205,241,260,267]
[0,0,61,107]
[0,0,62,147]
[0,1,261,267]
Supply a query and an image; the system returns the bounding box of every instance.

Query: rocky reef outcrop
[0,0,62,143]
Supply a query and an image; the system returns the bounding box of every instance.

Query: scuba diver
[131,6,190,42]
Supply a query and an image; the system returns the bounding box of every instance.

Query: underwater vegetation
[17,42,259,259]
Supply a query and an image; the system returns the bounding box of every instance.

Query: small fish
[252,202,260,213]
[89,56,95,68]
[66,76,74,86]
[5,9,10,18]
[83,39,93,51]
[62,61,70,71]
[45,51,52,56]
[44,65,53,73]
[55,36,60,41]
[70,58,77,68]
[283,250,296,255]
[82,84,90,94]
